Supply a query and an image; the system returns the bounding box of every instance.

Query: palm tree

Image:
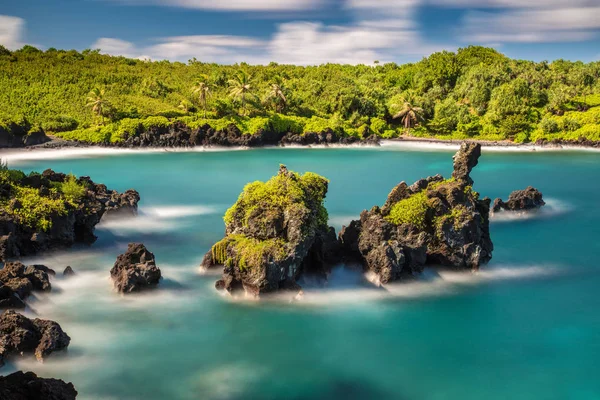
[267,83,287,113]
[192,76,211,118]
[228,71,252,116]
[393,102,424,135]
[86,88,109,124]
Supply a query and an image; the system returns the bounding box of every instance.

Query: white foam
[97,204,218,235]
[328,215,356,228]
[490,198,573,223]
[379,140,600,153]
[142,205,217,219]
[1,146,249,166]
[234,264,559,307]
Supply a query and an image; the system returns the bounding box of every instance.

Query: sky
[1,0,599,65]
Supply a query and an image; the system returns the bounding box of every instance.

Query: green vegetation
[212,166,329,273]
[0,162,88,231]
[211,234,287,272]
[224,168,329,230]
[1,45,600,143]
[385,191,430,229]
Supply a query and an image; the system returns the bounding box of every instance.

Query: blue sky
[1,0,599,64]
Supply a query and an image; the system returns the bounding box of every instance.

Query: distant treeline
[1,44,599,143]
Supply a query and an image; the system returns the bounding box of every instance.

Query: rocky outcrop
[339,143,493,285]
[63,266,75,277]
[202,165,337,297]
[74,122,380,148]
[0,124,50,149]
[493,187,545,212]
[0,371,77,400]
[0,169,140,261]
[0,262,55,309]
[0,310,70,367]
[110,243,161,293]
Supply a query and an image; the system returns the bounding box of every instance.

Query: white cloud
[92,35,267,63]
[113,0,323,11]
[430,0,597,8]
[0,15,25,50]
[462,8,600,43]
[268,21,430,64]
[92,19,440,65]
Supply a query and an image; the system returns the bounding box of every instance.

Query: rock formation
[0,168,140,261]
[338,143,493,285]
[0,310,70,367]
[0,262,54,309]
[110,243,161,293]
[0,371,77,400]
[202,165,337,297]
[108,122,380,148]
[63,266,75,277]
[492,186,545,212]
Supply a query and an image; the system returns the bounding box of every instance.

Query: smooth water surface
[2,144,600,400]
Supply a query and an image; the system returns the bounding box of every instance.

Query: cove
[2,145,600,400]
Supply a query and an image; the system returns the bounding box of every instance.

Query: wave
[2,146,249,166]
[328,215,356,228]
[379,140,600,153]
[97,204,219,235]
[490,198,573,223]
[229,264,560,306]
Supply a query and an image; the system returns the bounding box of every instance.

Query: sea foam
[490,198,573,223]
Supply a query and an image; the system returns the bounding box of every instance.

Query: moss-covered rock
[339,143,494,284]
[0,166,140,261]
[201,165,337,297]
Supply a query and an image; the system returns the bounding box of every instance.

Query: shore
[2,135,600,164]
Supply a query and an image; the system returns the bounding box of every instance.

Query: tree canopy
[1,45,599,144]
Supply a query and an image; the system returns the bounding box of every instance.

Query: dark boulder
[202,165,335,297]
[0,262,54,309]
[493,186,545,212]
[0,371,77,400]
[110,243,161,293]
[63,266,75,277]
[0,310,70,366]
[338,143,493,284]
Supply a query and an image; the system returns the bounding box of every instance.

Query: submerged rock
[493,187,545,212]
[0,262,54,309]
[203,165,337,297]
[0,371,77,400]
[110,243,161,293]
[339,143,493,284]
[0,310,70,367]
[63,266,75,277]
[0,169,140,261]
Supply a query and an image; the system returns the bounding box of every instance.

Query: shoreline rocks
[202,165,337,297]
[0,262,54,309]
[110,243,161,293]
[493,187,545,212]
[338,143,494,284]
[0,371,77,400]
[0,169,140,262]
[0,310,70,367]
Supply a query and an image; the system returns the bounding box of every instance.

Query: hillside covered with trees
[1,44,599,145]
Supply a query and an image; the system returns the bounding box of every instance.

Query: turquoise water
[3,144,600,400]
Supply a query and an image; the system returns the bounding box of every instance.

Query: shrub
[562,118,581,132]
[385,191,429,229]
[540,118,560,134]
[370,117,387,135]
[60,174,87,203]
[42,116,79,133]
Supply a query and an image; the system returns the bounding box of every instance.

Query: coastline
[2,135,600,165]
